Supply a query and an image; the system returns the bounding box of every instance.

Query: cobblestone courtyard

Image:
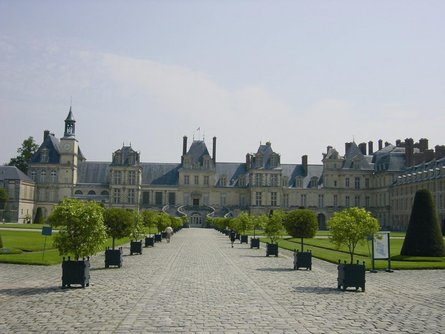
[0,228,444,333]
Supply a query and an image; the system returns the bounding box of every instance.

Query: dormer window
[219,176,227,187]
[40,149,49,163]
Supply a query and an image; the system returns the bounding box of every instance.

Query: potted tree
[236,212,251,244]
[50,198,107,288]
[264,210,285,257]
[155,212,170,242]
[328,207,380,292]
[142,210,157,247]
[103,208,133,268]
[251,214,267,249]
[129,211,144,255]
[283,208,318,270]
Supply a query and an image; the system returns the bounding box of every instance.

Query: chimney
[345,142,352,154]
[212,136,217,162]
[418,138,429,152]
[368,141,374,155]
[435,145,445,160]
[359,142,367,155]
[246,154,251,169]
[327,145,332,153]
[378,139,383,150]
[44,130,50,141]
[385,141,390,147]
[182,136,187,156]
[302,155,308,176]
[396,139,401,147]
[405,138,414,167]
[181,136,187,164]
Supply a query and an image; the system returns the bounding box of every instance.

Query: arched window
[101,190,109,196]
[88,190,96,195]
[75,190,83,195]
[40,170,46,183]
[50,170,57,183]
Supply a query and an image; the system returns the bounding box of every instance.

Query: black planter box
[337,261,366,292]
[62,258,90,288]
[105,248,123,268]
[161,231,167,239]
[154,234,162,242]
[293,250,312,270]
[240,235,248,244]
[250,238,260,249]
[130,240,143,255]
[266,243,279,257]
[235,233,240,240]
[145,236,155,247]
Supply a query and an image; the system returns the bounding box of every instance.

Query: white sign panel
[373,232,390,260]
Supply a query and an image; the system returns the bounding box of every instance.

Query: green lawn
[262,235,445,270]
[0,229,133,265]
[0,223,46,229]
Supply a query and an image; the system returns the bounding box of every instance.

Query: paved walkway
[0,228,444,333]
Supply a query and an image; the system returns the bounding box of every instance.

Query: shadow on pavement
[0,286,69,296]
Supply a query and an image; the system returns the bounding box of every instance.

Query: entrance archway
[190,213,202,227]
[317,213,327,230]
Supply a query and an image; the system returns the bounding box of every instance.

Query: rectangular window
[255,192,262,206]
[365,178,370,189]
[128,189,135,204]
[300,194,307,207]
[113,189,121,204]
[142,192,149,205]
[255,174,261,186]
[355,195,360,207]
[113,171,122,185]
[271,174,278,187]
[220,193,226,206]
[50,170,57,183]
[204,175,209,185]
[318,194,324,208]
[345,178,350,188]
[354,177,360,190]
[155,192,163,206]
[271,192,277,206]
[345,195,350,207]
[168,192,176,205]
[365,196,370,208]
[333,195,338,207]
[184,175,189,185]
[128,171,136,185]
[194,175,199,185]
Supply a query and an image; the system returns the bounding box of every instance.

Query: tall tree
[401,189,445,256]
[8,137,39,174]
[104,208,134,249]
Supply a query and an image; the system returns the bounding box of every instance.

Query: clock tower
[59,107,80,197]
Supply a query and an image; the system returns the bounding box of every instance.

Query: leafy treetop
[8,136,39,174]
[50,198,107,259]
[328,207,380,264]
[283,208,318,251]
[264,210,285,244]
[104,207,134,249]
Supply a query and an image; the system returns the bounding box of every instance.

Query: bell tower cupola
[64,107,76,138]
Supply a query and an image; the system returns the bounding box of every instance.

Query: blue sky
[1,0,444,165]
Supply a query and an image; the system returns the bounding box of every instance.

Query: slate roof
[372,144,407,172]
[342,142,373,170]
[186,141,210,165]
[281,164,324,188]
[215,163,247,186]
[30,133,61,164]
[141,163,180,186]
[0,166,34,183]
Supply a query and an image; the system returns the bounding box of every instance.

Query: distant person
[230,230,236,248]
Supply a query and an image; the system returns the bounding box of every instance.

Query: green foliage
[130,211,145,240]
[141,210,158,235]
[0,188,8,210]
[0,233,3,248]
[169,216,183,230]
[252,214,268,238]
[34,207,45,224]
[50,198,107,259]
[104,208,134,249]
[8,136,39,174]
[264,210,285,244]
[283,208,318,251]
[208,217,230,231]
[156,212,170,233]
[234,212,252,235]
[401,189,445,256]
[328,207,380,264]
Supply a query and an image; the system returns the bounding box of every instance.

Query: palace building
[2,108,445,231]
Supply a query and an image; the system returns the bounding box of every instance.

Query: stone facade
[26,109,445,230]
